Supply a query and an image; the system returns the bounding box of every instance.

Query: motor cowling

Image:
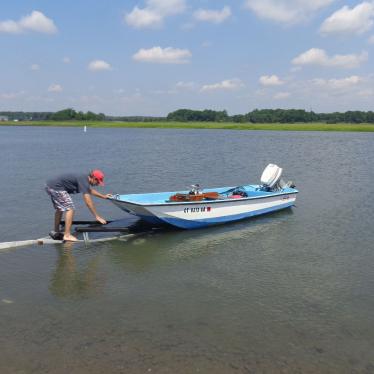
[260,164,283,189]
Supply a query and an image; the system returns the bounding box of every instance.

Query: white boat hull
[111,187,297,229]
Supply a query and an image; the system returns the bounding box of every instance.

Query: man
[45,169,111,242]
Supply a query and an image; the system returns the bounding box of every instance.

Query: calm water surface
[0,126,374,373]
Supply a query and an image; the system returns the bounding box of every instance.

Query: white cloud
[259,75,284,86]
[358,89,374,97]
[63,57,71,64]
[88,60,112,71]
[48,84,63,93]
[0,11,57,34]
[125,0,186,28]
[147,0,185,15]
[30,64,40,71]
[133,46,191,64]
[176,81,196,90]
[311,75,362,89]
[274,92,290,99]
[0,91,25,99]
[119,92,144,105]
[277,74,374,105]
[290,66,302,73]
[0,93,16,99]
[0,20,20,34]
[194,6,231,24]
[292,48,368,68]
[125,8,163,28]
[292,48,328,65]
[201,79,244,92]
[244,0,335,24]
[149,89,177,95]
[320,2,374,36]
[368,35,374,43]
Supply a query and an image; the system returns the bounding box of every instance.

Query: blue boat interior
[113,185,298,205]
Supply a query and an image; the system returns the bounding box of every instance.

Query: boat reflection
[47,209,294,293]
[107,209,294,271]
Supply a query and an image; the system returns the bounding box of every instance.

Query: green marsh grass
[2,121,374,132]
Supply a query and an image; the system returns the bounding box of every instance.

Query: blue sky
[1,0,374,116]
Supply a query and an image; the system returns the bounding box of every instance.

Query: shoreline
[1,121,374,132]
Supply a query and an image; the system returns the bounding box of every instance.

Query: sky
[1,0,374,116]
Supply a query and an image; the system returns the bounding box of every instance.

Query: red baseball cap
[91,169,105,186]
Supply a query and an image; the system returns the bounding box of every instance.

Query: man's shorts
[45,186,75,211]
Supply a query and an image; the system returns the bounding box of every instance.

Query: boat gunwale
[110,189,298,208]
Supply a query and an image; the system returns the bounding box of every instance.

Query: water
[1,126,374,373]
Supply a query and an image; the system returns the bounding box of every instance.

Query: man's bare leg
[63,209,78,241]
[54,210,63,232]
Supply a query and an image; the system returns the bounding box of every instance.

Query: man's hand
[95,215,107,225]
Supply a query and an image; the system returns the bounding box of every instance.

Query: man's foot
[49,231,64,240]
[63,234,79,242]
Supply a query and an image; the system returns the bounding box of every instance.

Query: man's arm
[83,193,107,224]
[90,188,111,199]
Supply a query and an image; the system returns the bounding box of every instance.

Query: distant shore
[1,121,374,132]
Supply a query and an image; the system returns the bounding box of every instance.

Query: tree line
[2,108,374,123]
[0,109,105,121]
[0,109,164,122]
[167,109,374,123]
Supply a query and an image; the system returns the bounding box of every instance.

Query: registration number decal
[184,206,211,213]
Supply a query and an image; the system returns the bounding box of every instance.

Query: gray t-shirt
[46,173,91,194]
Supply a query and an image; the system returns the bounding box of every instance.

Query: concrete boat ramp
[0,218,159,251]
[0,234,137,251]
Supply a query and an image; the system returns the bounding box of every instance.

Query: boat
[110,164,298,229]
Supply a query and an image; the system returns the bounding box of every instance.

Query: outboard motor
[189,184,202,195]
[260,164,295,191]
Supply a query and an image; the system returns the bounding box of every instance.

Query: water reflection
[107,209,294,271]
[49,243,104,298]
[44,209,295,296]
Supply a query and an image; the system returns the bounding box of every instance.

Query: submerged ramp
[0,217,157,252]
[0,217,158,252]
[0,233,142,251]
[0,238,64,251]
[0,239,43,251]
